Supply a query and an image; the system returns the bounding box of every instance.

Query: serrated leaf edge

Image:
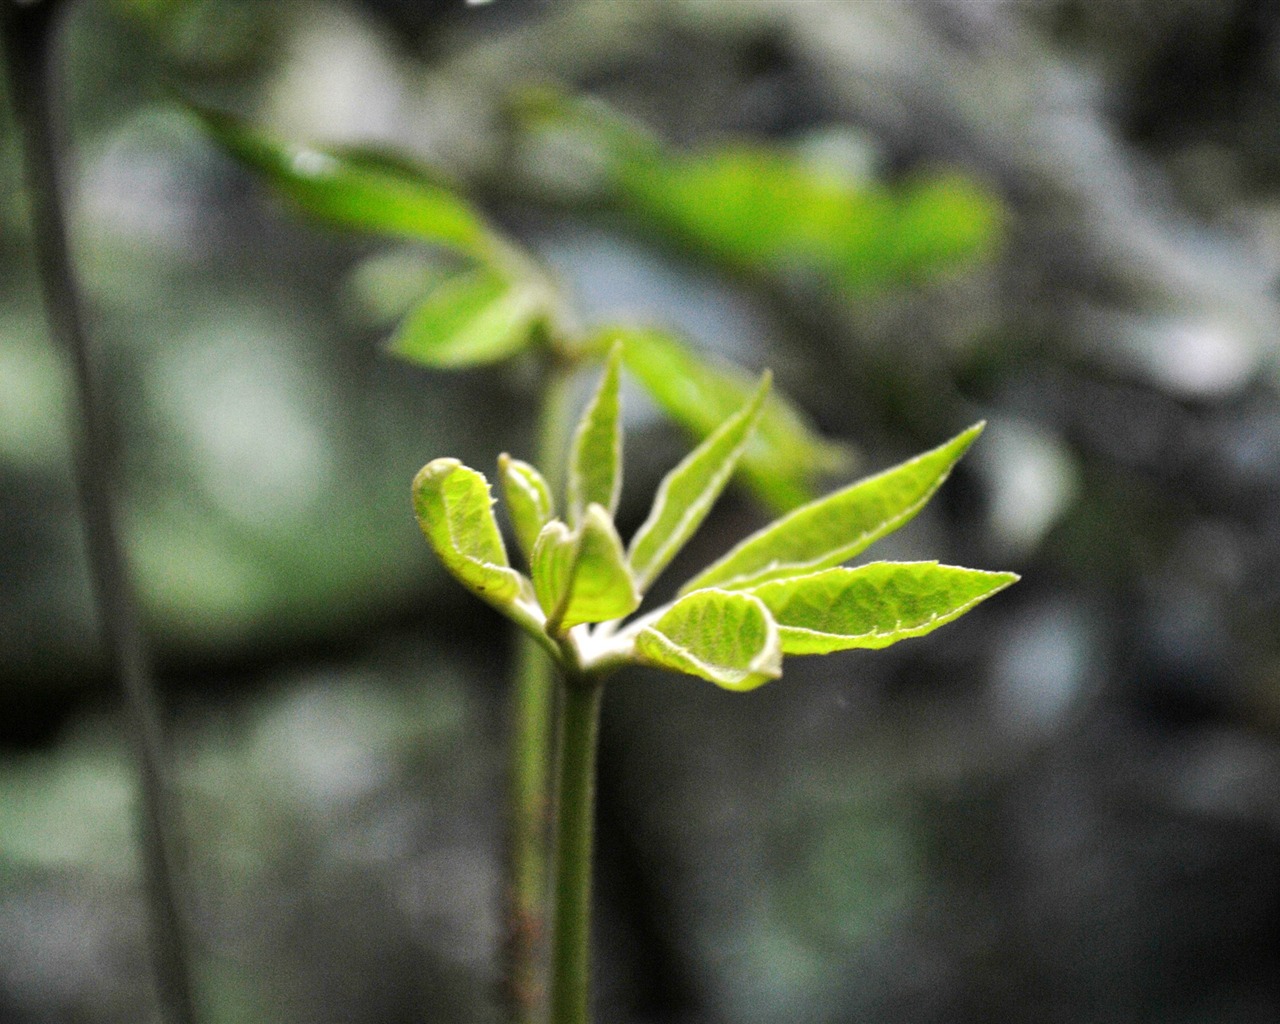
[748,562,1019,652]
[681,422,985,594]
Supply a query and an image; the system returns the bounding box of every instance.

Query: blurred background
[4,0,1280,1021]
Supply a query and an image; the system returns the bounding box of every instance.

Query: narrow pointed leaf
[628,372,771,591]
[635,589,782,692]
[413,459,524,605]
[567,345,623,523]
[193,105,491,255]
[607,326,852,512]
[681,424,985,594]
[749,562,1018,654]
[388,270,546,367]
[499,454,555,561]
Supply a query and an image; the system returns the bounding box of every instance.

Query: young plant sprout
[413,344,1017,1024]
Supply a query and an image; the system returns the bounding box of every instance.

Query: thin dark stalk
[0,5,199,1023]
[548,670,604,1024]
[504,359,579,1022]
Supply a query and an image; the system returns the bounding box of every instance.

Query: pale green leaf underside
[413,459,523,605]
[567,345,623,522]
[749,562,1019,654]
[389,271,545,367]
[194,106,490,255]
[610,327,852,512]
[534,506,640,632]
[635,589,782,691]
[499,454,555,561]
[681,423,984,594]
[628,372,771,591]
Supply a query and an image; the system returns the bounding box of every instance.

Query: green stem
[504,357,579,1021]
[548,670,604,1024]
[0,6,199,1024]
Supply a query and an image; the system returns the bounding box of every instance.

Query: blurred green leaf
[635,588,781,691]
[499,453,555,562]
[412,458,524,607]
[567,344,623,523]
[748,562,1019,654]
[193,105,493,255]
[516,90,1002,293]
[388,270,548,367]
[628,371,770,591]
[604,326,852,512]
[681,423,984,594]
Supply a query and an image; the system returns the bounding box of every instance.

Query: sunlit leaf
[749,562,1018,654]
[635,588,781,691]
[193,105,492,255]
[567,344,623,523]
[628,372,770,591]
[532,506,640,632]
[499,453,555,562]
[681,424,984,594]
[607,326,852,512]
[412,459,524,606]
[388,270,547,367]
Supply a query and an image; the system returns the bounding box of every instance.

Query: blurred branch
[0,3,200,1023]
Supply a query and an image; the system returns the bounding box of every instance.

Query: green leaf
[749,562,1019,654]
[532,506,640,632]
[531,519,577,627]
[499,453,555,561]
[412,459,524,606]
[514,91,1002,293]
[388,270,546,367]
[567,344,623,523]
[609,326,852,512]
[628,372,771,591]
[635,589,782,691]
[193,105,491,255]
[681,424,985,594]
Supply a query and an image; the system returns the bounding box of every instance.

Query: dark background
[3,1,1280,1022]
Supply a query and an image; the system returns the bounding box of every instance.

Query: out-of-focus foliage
[515,88,1003,294]
[197,104,850,514]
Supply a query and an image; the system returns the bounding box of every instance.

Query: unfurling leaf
[389,271,547,367]
[748,562,1019,654]
[194,106,492,255]
[607,327,852,511]
[412,459,524,605]
[681,424,984,594]
[628,372,771,591]
[635,589,781,691]
[533,506,640,633]
[499,454,555,561]
[567,345,623,523]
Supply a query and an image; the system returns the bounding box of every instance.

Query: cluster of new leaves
[414,348,1017,690]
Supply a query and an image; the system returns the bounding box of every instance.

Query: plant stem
[1,5,199,1024]
[548,669,604,1024]
[504,357,579,1021]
